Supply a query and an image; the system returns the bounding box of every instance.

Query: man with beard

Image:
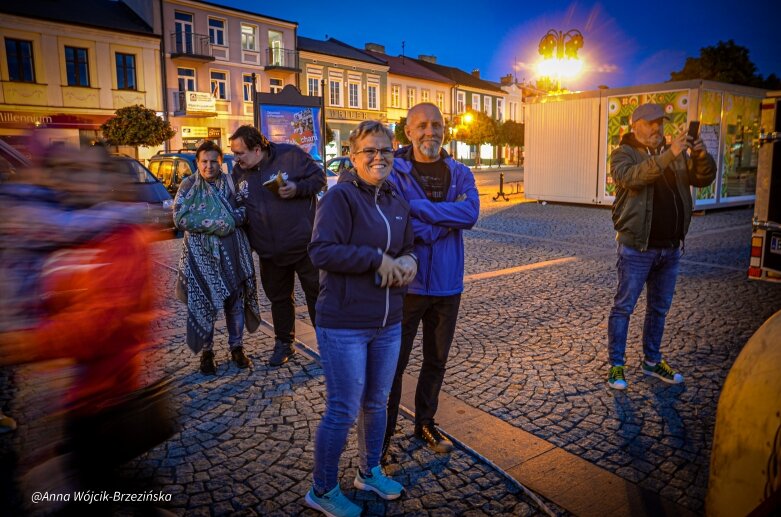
[383,103,479,458]
[607,103,716,390]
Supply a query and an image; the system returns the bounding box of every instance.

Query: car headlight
[162,199,174,210]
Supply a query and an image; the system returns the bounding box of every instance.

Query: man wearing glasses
[383,103,480,458]
[230,125,326,367]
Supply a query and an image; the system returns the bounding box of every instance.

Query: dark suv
[148,150,234,195]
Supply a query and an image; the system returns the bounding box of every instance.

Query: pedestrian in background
[305,121,417,517]
[230,125,325,366]
[607,103,716,389]
[174,140,261,374]
[384,103,480,459]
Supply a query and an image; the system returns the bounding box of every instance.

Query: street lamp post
[537,29,584,92]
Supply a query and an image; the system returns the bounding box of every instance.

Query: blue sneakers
[304,485,361,517]
[353,465,404,500]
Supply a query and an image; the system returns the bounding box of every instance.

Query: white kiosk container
[524,80,767,208]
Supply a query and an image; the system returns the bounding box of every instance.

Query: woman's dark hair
[195,140,223,161]
[229,125,270,151]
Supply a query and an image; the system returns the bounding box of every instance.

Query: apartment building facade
[0,0,162,158]
[298,37,388,159]
[161,0,298,151]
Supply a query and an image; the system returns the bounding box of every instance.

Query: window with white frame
[421,89,430,103]
[496,98,504,121]
[243,74,253,102]
[241,24,257,51]
[177,67,195,92]
[307,76,320,97]
[367,84,378,110]
[391,84,400,108]
[471,94,480,111]
[407,87,416,109]
[436,91,445,111]
[509,102,518,121]
[456,91,465,113]
[210,70,227,99]
[329,79,342,106]
[348,82,360,108]
[270,78,283,94]
[484,96,492,116]
[208,18,226,46]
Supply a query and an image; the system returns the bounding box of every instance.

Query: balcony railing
[170,32,214,61]
[264,48,299,70]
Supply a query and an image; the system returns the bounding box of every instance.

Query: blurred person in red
[0,144,175,512]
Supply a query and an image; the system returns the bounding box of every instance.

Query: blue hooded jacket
[309,170,415,329]
[387,147,480,296]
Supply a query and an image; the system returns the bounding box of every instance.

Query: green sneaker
[608,365,627,390]
[354,465,403,500]
[305,485,361,517]
[642,359,684,384]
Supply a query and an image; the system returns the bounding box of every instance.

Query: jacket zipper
[374,187,391,327]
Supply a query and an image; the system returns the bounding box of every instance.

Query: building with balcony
[162,0,298,150]
[410,56,508,165]
[0,0,162,157]
[297,37,388,159]
[363,44,454,136]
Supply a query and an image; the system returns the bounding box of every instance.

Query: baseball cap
[631,103,669,124]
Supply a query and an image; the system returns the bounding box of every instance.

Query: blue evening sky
[219,0,779,91]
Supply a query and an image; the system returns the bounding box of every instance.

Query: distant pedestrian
[607,103,716,389]
[174,140,261,374]
[230,125,325,366]
[305,121,416,516]
[384,103,480,458]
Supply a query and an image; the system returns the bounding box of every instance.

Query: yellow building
[0,1,163,160]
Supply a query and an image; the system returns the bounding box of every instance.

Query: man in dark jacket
[383,104,480,458]
[607,103,716,390]
[230,125,326,366]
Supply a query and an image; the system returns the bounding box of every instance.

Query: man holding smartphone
[606,103,716,390]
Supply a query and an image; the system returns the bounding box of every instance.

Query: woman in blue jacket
[306,121,417,517]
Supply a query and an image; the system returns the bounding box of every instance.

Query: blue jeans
[607,244,681,366]
[203,289,244,351]
[313,324,401,493]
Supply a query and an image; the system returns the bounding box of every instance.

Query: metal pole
[320,78,326,171]
[252,72,258,128]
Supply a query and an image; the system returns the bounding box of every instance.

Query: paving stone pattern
[406,202,779,513]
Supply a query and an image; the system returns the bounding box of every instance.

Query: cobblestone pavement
[2,200,778,516]
[426,201,779,512]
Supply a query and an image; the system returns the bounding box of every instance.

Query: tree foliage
[453,109,497,166]
[498,120,524,148]
[669,40,781,89]
[101,105,175,147]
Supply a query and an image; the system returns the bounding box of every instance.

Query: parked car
[111,155,175,231]
[0,139,30,182]
[148,149,234,196]
[326,156,352,176]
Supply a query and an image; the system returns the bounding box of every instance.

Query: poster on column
[258,105,323,161]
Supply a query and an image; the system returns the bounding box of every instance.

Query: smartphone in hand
[687,120,700,140]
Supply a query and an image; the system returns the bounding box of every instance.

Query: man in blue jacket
[384,103,480,457]
[230,125,326,367]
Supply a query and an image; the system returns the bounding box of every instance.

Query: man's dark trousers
[385,293,461,446]
[258,254,318,344]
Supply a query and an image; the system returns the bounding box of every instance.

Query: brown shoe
[269,341,295,366]
[231,347,250,369]
[200,350,216,375]
[415,423,453,453]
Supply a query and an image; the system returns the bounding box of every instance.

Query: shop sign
[207,127,221,138]
[181,126,208,138]
[184,92,217,115]
[325,108,386,122]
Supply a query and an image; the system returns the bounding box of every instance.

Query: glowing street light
[536,29,584,92]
